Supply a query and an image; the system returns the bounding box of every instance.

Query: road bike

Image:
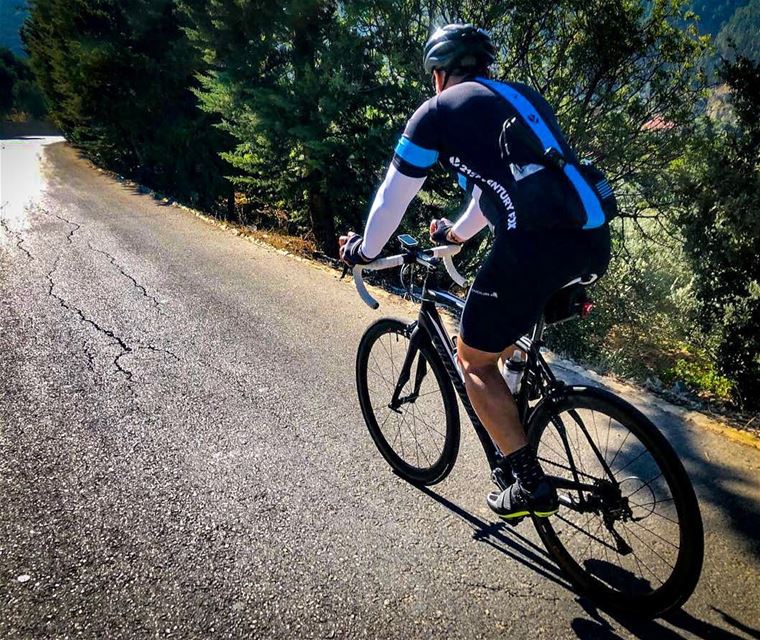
[350,236,704,618]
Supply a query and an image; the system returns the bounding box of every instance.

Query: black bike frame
[416,297,502,471]
[388,269,612,504]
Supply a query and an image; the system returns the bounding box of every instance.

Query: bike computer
[398,234,419,249]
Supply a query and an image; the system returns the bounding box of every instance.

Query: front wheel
[528,386,704,618]
[356,318,460,485]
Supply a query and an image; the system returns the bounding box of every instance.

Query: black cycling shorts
[459,225,611,353]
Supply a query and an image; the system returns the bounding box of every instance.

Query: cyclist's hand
[339,232,373,266]
[429,218,462,245]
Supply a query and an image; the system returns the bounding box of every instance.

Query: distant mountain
[690,0,746,34]
[0,0,28,56]
[716,0,760,61]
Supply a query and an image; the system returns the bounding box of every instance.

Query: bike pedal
[502,515,525,527]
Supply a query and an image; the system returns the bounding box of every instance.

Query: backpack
[479,78,618,225]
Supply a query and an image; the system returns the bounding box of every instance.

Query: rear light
[581,301,594,318]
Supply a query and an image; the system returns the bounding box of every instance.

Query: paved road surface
[2,136,759,639]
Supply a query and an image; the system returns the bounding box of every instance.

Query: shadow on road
[571,600,760,640]
[0,120,61,138]
[414,485,759,640]
[415,484,572,591]
[552,364,760,565]
[666,422,760,562]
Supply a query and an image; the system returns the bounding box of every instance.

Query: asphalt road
[1,135,759,639]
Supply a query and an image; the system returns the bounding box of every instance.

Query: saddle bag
[544,284,593,325]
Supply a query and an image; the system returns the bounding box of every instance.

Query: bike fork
[388,324,425,412]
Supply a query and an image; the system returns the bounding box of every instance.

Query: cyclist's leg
[456,338,526,454]
[457,234,544,453]
[458,335,559,519]
[457,239,561,518]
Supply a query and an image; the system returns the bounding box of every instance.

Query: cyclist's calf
[456,337,528,455]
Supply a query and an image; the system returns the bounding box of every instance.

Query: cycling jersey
[359,77,611,352]
[391,78,596,233]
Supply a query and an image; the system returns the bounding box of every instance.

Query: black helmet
[423,24,496,75]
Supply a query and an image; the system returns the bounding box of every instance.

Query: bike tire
[356,317,460,485]
[527,386,704,618]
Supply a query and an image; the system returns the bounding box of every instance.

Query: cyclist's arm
[451,186,489,242]
[361,165,426,259]
[360,98,440,259]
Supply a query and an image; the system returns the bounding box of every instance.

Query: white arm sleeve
[451,186,490,241]
[360,165,426,259]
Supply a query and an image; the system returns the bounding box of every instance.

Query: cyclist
[339,24,611,520]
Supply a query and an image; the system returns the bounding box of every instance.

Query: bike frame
[411,294,613,507]
[354,243,619,506]
[387,263,558,472]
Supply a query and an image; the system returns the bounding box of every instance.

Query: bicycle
[350,235,704,618]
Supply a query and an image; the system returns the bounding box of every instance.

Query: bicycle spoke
[556,513,620,555]
[621,524,657,588]
[619,522,675,576]
[630,505,680,527]
[411,408,447,439]
[540,457,605,482]
[571,410,589,478]
[369,352,394,394]
[558,512,596,546]
[615,447,651,475]
[602,411,612,467]
[378,336,397,383]
[626,472,664,499]
[629,497,674,508]
[411,402,435,466]
[608,427,633,470]
[628,519,679,550]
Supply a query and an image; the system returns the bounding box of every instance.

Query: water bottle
[503,350,526,395]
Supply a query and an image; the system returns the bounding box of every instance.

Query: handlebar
[352,244,467,309]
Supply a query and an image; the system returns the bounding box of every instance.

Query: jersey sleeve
[391,97,441,178]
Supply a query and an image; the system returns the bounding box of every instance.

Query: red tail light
[581,301,594,318]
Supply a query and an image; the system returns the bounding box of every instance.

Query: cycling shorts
[459,225,611,353]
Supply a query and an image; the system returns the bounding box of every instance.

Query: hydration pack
[479,78,618,226]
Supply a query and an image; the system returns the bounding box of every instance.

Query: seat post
[531,317,546,345]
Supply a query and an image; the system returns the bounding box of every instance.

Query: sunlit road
[2,134,760,639]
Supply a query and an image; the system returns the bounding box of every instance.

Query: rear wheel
[528,387,703,618]
[356,318,460,485]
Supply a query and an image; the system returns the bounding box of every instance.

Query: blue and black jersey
[392,78,604,233]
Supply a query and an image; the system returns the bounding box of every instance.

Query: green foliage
[664,356,734,400]
[0,45,45,118]
[23,0,232,211]
[183,0,708,254]
[546,216,699,379]
[181,0,431,250]
[673,56,760,408]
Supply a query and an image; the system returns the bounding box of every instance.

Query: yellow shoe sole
[498,507,558,520]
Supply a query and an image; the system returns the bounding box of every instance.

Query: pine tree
[23,0,231,210]
[674,56,760,407]
[182,0,429,252]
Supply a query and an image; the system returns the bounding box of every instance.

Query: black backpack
[486,80,619,225]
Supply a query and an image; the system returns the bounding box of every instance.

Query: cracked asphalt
[2,136,760,639]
